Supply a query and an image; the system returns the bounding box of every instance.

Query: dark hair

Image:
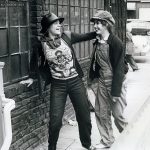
[40,12,64,35]
[44,30,49,37]
[94,19,114,33]
[101,20,113,33]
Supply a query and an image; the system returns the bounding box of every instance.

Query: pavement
[34,55,150,150]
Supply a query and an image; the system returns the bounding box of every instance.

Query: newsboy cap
[90,10,115,25]
[40,13,64,34]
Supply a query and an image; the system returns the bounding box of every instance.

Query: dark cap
[90,10,115,25]
[40,13,64,34]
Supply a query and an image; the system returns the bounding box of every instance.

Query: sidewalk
[34,60,150,150]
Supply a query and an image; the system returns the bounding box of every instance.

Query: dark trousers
[126,54,138,71]
[48,76,91,150]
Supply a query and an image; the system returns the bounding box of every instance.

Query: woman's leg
[112,78,128,132]
[68,77,92,149]
[48,80,67,150]
[95,82,115,147]
[126,54,138,71]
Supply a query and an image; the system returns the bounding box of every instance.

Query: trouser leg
[68,77,92,149]
[112,78,128,132]
[95,83,115,147]
[126,54,138,70]
[48,81,67,150]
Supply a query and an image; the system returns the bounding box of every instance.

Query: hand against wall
[20,78,34,87]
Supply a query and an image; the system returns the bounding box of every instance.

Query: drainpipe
[0,62,15,150]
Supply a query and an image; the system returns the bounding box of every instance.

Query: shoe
[133,68,139,71]
[95,143,110,149]
[88,145,96,150]
[48,145,56,150]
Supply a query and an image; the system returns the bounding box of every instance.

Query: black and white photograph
[0,0,150,150]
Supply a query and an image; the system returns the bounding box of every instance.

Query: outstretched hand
[20,78,34,87]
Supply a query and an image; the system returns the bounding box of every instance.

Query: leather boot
[48,145,56,150]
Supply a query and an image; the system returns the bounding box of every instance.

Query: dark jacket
[29,31,96,90]
[88,33,128,97]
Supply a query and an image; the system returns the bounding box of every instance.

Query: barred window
[0,0,104,84]
[0,1,29,84]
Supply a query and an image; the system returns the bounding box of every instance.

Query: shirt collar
[96,33,110,43]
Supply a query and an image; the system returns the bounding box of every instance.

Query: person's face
[48,20,61,36]
[93,20,107,35]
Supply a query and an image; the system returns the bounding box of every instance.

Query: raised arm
[70,32,96,44]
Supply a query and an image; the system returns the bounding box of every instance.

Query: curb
[110,95,150,150]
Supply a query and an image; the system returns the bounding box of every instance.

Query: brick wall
[6,1,49,150]
[5,81,49,150]
[5,60,90,150]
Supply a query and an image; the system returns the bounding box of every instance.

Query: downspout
[0,62,15,150]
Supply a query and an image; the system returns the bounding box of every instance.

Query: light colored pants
[95,77,128,146]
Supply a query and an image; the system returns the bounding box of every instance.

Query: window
[0,0,104,84]
[139,8,150,20]
[45,0,104,59]
[0,1,29,84]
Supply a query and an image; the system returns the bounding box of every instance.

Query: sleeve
[70,32,96,44]
[111,37,125,97]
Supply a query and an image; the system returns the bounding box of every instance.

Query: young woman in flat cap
[21,13,96,150]
[88,10,128,149]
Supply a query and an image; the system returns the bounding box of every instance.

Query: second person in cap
[88,10,128,149]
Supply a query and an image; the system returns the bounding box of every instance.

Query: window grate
[0,1,30,84]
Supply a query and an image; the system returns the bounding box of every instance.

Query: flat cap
[90,10,115,25]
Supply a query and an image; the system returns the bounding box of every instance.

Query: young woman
[88,10,128,149]
[21,13,96,150]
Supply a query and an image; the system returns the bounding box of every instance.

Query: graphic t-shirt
[42,39,78,79]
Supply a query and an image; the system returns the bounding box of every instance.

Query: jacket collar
[107,33,114,45]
